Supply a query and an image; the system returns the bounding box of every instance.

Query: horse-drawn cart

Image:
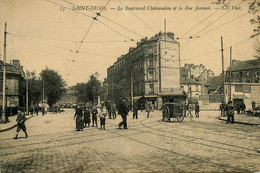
[162,102,186,122]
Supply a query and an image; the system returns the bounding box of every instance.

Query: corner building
[107,32,183,110]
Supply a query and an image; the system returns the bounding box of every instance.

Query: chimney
[12,59,20,69]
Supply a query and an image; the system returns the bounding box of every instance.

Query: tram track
[106,118,250,172]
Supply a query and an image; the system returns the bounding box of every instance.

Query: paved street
[0,109,259,173]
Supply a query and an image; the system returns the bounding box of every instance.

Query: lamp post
[1,86,8,123]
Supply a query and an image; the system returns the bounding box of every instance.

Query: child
[13,109,28,139]
[99,107,107,130]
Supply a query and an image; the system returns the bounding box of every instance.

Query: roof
[227,59,260,71]
[205,76,222,90]
[159,89,186,96]
[180,76,201,85]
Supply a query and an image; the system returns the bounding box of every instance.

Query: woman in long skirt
[74,107,84,131]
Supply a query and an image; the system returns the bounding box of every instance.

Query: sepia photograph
[0,0,259,172]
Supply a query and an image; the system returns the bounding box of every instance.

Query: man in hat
[226,100,235,124]
[118,98,129,129]
[13,109,28,139]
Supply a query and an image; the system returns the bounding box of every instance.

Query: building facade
[107,32,184,109]
[225,59,260,109]
[0,59,25,112]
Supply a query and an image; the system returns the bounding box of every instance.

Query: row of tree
[73,74,101,105]
[20,67,66,107]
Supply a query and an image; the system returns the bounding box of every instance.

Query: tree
[27,71,42,106]
[73,73,101,105]
[249,0,260,38]
[40,67,66,107]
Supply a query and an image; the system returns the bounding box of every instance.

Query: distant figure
[111,103,117,119]
[252,101,256,109]
[146,102,151,118]
[188,103,193,118]
[195,103,200,118]
[83,107,91,127]
[74,106,84,131]
[13,109,28,139]
[236,104,241,114]
[99,107,107,130]
[226,101,235,124]
[133,101,138,119]
[241,102,246,114]
[107,101,112,119]
[220,102,225,117]
[35,106,39,115]
[118,98,129,129]
[42,107,45,116]
[91,106,98,127]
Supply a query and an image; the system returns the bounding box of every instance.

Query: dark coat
[74,108,84,130]
[118,101,129,116]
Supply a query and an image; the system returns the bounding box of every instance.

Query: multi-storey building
[0,59,25,113]
[225,59,260,108]
[107,32,185,109]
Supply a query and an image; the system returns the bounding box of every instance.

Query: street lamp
[1,85,8,123]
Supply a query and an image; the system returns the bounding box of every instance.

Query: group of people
[220,101,246,117]
[74,99,131,131]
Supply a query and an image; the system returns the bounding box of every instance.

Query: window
[235,85,242,92]
[246,71,251,83]
[255,71,259,83]
[149,59,153,67]
[149,84,154,94]
[239,72,243,82]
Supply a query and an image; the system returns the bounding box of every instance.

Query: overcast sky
[0,0,259,86]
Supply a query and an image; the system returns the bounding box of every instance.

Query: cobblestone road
[0,110,259,173]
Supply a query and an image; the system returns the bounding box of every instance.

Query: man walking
[91,106,98,127]
[118,98,129,129]
[195,103,200,118]
[226,100,235,124]
[133,101,138,119]
[13,109,28,139]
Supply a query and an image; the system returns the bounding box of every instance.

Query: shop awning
[233,94,249,99]
[133,96,143,100]
[144,95,158,98]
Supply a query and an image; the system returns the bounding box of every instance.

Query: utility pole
[221,37,226,104]
[42,77,44,104]
[229,46,232,102]
[1,23,7,123]
[131,72,133,110]
[189,69,192,103]
[26,71,29,115]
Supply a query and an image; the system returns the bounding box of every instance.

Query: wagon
[162,102,186,122]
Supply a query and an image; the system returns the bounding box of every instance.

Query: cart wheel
[176,109,185,122]
[162,106,170,122]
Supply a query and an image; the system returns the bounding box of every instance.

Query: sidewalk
[218,113,260,125]
[0,114,33,132]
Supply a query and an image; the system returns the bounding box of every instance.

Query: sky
[0,0,259,86]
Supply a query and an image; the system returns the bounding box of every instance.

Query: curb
[0,115,34,133]
[218,117,260,126]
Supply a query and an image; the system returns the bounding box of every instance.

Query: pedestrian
[226,101,235,124]
[111,103,117,119]
[41,106,45,116]
[99,107,107,130]
[106,101,112,119]
[13,109,28,139]
[146,102,151,118]
[83,107,91,127]
[188,103,193,118]
[133,101,138,119]
[241,102,246,114]
[236,104,241,114]
[118,98,129,129]
[195,103,200,118]
[220,102,224,117]
[91,106,98,127]
[74,106,84,131]
[35,106,39,115]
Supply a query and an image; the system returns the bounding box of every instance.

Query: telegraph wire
[97,20,132,40]
[118,0,157,34]
[192,0,245,37]
[179,10,220,39]
[197,12,249,37]
[9,33,79,43]
[61,0,144,38]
